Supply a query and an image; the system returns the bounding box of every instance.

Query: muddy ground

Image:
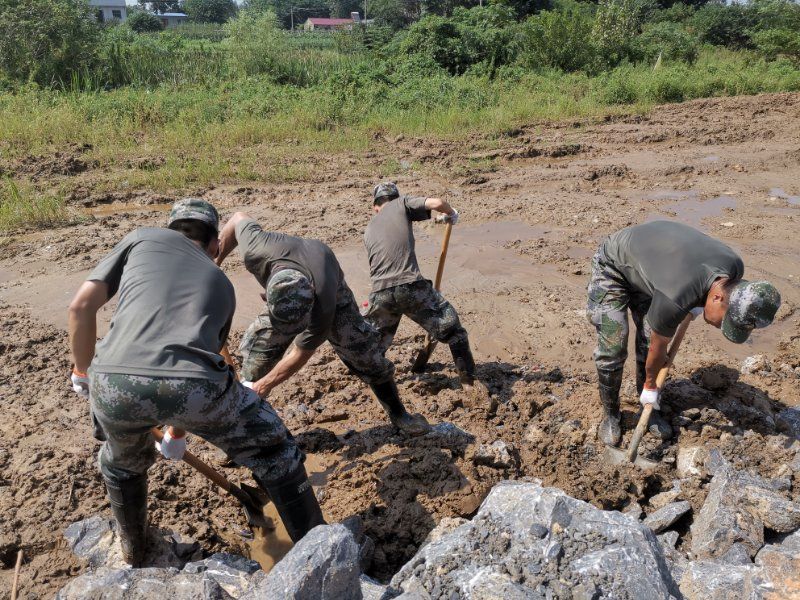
[1,92,800,598]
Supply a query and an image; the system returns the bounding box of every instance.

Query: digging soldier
[363,182,489,400]
[215,211,431,436]
[68,199,325,566]
[587,220,781,446]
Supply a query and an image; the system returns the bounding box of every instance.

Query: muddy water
[769,187,800,207]
[245,453,332,573]
[645,191,738,229]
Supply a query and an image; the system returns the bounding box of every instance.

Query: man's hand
[70,368,90,398]
[639,387,660,410]
[216,211,250,267]
[156,428,186,460]
[435,208,459,225]
[68,280,110,375]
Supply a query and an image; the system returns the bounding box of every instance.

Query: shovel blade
[602,445,659,471]
[233,483,273,531]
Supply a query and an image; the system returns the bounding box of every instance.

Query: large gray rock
[56,553,261,600]
[389,480,679,599]
[360,575,391,600]
[644,501,691,534]
[243,523,361,600]
[679,560,772,600]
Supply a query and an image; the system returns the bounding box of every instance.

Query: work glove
[435,209,459,226]
[639,387,661,410]
[690,307,704,321]
[71,368,90,398]
[156,429,186,461]
[242,381,254,389]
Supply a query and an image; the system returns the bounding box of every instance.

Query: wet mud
[2,93,800,597]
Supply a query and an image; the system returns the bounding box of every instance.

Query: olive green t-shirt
[364,195,431,292]
[236,218,342,350]
[602,220,743,337]
[89,228,236,381]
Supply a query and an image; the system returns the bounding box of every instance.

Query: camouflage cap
[266,268,314,334]
[722,280,781,344]
[167,198,219,231]
[373,182,400,204]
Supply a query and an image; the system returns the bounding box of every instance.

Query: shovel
[151,427,272,531]
[603,314,692,470]
[411,221,453,372]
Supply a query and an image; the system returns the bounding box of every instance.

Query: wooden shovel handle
[433,222,453,291]
[625,314,692,463]
[151,427,234,494]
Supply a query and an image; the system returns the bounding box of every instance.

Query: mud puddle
[769,187,800,207]
[646,192,738,228]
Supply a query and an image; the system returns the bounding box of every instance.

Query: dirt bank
[1,92,799,598]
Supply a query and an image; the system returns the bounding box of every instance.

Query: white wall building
[89,0,127,22]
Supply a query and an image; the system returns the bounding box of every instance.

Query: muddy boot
[449,339,491,407]
[597,368,624,447]
[370,379,431,436]
[636,361,673,440]
[258,463,326,543]
[104,474,148,567]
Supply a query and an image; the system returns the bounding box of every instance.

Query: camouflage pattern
[240,278,395,385]
[267,269,315,333]
[365,280,468,352]
[373,182,400,203]
[586,249,652,373]
[167,198,219,231]
[722,280,781,343]
[90,371,302,484]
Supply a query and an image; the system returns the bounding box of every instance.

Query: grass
[0,177,71,233]
[0,47,798,229]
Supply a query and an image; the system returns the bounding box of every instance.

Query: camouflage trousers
[586,248,652,373]
[240,278,394,385]
[364,280,468,353]
[90,370,302,485]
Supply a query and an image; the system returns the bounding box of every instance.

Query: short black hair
[373,194,397,207]
[168,219,217,248]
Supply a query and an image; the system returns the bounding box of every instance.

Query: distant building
[159,12,189,28]
[302,17,356,31]
[89,0,127,22]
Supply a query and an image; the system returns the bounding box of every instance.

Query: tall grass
[0,178,70,232]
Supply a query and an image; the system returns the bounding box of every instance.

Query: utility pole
[290,6,294,31]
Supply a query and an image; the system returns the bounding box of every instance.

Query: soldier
[587,220,781,445]
[215,211,430,436]
[68,199,324,567]
[363,182,489,399]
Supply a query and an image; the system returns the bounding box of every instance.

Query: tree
[0,0,101,87]
[138,0,183,14]
[184,0,238,22]
[127,9,166,31]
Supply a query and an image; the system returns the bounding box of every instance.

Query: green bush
[592,0,657,66]
[0,0,101,87]
[751,28,800,63]
[184,0,238,23]
[224,11,287,77]
[690,3,756,49]
[633,21,699,64]
[127,10,165,33]
[519,8,597,72]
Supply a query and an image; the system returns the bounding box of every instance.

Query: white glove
[71,369,90,398]
[156,429,186,460]
[435,209,459,225]
[690,307,704,321]
[242,380,254,389]
[639,387,660,410]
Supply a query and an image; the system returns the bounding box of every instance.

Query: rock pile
[57,462,800,599]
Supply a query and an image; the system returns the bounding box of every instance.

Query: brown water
[645,192,738,229]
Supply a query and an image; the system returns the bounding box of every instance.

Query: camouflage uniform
[365,279,468,353]
[586,248,652,374]
[90,370,302,483]
[240,278,394,386]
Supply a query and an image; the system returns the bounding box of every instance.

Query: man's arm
[216,211,251,267]
[251,344,316,398]
[68,280,111,373]
[643,332,670,390]
[424,197,454,216]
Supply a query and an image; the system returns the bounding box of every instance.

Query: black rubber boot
[258,463,326,543]
[104,474,148,567]
[370,379,430,436]
[637,361,673,440]
[449,339,491,406]
[597,368,624,447]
